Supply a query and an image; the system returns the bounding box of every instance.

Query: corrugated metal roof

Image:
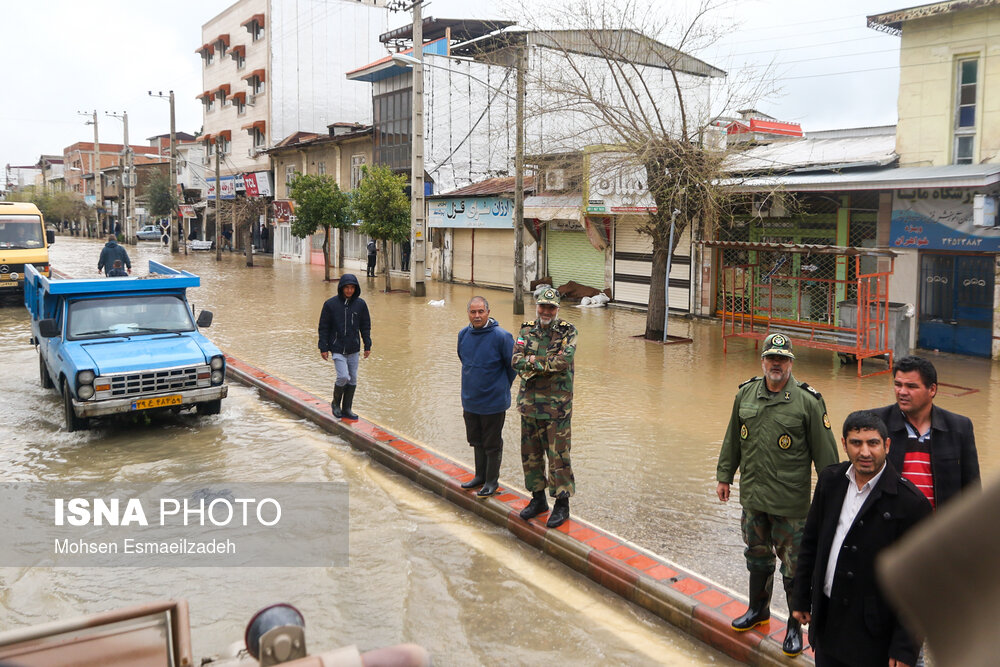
[725,134,897,173]
[701,240,897,257]
[430,175,536,198]
[868,1,1000,35]
[722,164,1000,192]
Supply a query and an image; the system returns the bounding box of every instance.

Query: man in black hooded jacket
[318,274,372,419]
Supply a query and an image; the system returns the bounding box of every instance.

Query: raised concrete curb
[226,355,812,666]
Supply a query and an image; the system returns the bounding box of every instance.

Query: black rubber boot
[545,496,569,528]
[340,384,359,420]
[461,447,486,489]
[331,385,344,419]
[476,450,502,498]
[519,490,548,520]
[782,577,803,657]
[731,571,773,632]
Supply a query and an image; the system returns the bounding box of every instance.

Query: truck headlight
[77,370,95,386]
[210,355,225,371]
[211,370,224,384]
[77,385,95,400]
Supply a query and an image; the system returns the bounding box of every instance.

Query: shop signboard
[891,188,1000,251]
[587,151,656,213]
[428,196,514,228]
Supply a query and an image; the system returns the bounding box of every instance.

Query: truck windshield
[0,216,44,249]
[67,295,195,339]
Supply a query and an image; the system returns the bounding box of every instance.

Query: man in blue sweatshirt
[457,296,516,497]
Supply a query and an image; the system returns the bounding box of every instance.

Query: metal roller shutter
[472,229,514,287]
[453,229,473,282]
[547,230,605,290]
[613,216,691,311]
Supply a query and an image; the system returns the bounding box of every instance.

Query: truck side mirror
[196,310,214,328]
[38,319,60,338]
[46,230,56,245]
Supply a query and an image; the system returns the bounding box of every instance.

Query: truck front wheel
[62,380,90,432]
[39,356,53,389]
[198,399,222,416]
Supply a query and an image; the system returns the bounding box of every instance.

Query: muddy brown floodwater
[0,236,738,666]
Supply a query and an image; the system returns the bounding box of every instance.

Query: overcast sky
[2,0,909,173]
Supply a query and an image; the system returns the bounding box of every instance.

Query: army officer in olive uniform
[716,333,839,658]
[512,288,578,529]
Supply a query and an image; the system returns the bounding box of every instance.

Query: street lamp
[391,50,528,315]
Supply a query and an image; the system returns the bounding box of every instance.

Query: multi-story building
[35,155,66,193]
[197,0,389,188]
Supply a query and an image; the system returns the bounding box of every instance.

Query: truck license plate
[131,395,183,411]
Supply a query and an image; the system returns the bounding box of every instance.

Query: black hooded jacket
[318,274,372,355]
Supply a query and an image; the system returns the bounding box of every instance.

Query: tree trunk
[323,226,331,282]
[382,239,391,293]
[644,245,669,341]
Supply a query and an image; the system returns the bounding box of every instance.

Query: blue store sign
[890,188,1000,250]
[428,196,513,228]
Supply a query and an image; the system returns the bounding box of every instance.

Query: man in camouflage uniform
[716,333,839,658]
[512,287,577,528]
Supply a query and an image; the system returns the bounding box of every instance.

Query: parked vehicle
[0,201,55,292]
[136,224,163,241]
[25,261,228,431]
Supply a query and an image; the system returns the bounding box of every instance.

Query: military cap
[761,333,795,359]
[537,288,561,306]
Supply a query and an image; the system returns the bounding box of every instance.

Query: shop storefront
[429,194,515,288]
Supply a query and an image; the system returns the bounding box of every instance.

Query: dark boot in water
[731,571,773,632]
[461,447,486,489]
[545,496,569,528]
[340,384,359,420]
[782,577,803,657]
[519,490,548,520]
[476,450,502,497]
[331,385,344,419]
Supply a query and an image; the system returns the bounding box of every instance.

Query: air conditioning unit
[248,147,258,159]
[247,94,257,106]
[974,194,997,227]
[545,168,565,191]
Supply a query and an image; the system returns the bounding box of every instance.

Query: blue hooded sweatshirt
[457,317,516,414]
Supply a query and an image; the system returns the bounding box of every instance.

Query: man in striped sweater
[871,356,980,510]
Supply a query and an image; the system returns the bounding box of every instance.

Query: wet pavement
[0,236,737,665]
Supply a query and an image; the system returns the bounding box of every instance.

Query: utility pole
[107,111,134,243]
[407,0,426,297]
[79,111,102,237]
[215,141,222,261]
[513,45,526,315]
[149,90,181,253]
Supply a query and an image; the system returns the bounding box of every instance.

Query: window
[235,97,246,115]
[317,161,326,175]
[351,154,366,189]
[285,165,295,197]
[218,136,230,155]
[254,129,266,149]
[954,57,978,165]
[205,50,214,66]
[373,89,411,170]
[235,51,245,69]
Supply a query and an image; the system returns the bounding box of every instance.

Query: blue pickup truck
[25,261,228,432]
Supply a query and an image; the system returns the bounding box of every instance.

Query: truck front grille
[95,365,210,399]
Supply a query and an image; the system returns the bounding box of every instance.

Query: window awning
[213,84,231,99]
[194,43,215,55]
[241,120,266,133]
[229,45,246,60]
[217,130,232,141]
[524,194,582,222]
[231,91,247,104]
[242,68,266,83]
[202,134,215,143]
[195,90,213,101]
[215,33,230,47]
[241,13,265,29]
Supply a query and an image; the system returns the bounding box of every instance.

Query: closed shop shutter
[547,230,605,290]
[471,229,514,287]
[453,229,473,282]
[613,216,691,311]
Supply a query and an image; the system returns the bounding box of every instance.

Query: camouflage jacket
[512,319,577,419]
[717,375,839,518]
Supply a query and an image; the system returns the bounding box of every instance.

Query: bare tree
[514,0,776,340]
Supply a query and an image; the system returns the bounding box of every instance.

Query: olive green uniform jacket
[511,319,577,420]
[717,375,839,518]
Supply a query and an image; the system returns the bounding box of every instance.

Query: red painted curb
[225,355,810,666]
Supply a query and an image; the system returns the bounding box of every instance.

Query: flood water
[0,236,741,665]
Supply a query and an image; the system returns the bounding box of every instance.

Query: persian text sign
[891,188,1000,251]
[0,482,348,567]
[428,196,514,228]
[587,151,656,212]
